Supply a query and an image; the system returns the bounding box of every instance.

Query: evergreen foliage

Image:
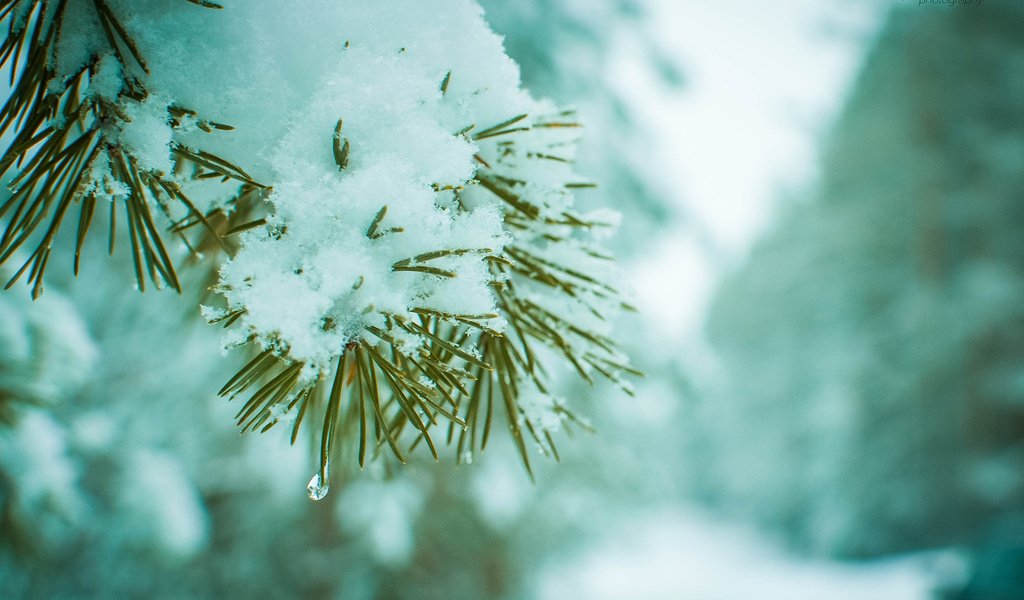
[0,0,635,499]
[701,2,1024,556]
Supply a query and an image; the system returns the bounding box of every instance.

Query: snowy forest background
[3,0,1023,598]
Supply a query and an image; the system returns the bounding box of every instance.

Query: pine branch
[0,0,268,296]
[215,111,638,498]
[1,1,638,503]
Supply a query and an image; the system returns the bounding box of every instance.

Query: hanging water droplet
[306,471,329,501]
[460,450,474,465]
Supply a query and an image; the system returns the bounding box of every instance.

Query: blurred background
[3,0,1024,598]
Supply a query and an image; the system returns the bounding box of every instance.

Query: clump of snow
[71,410,118,452]
[43,0,625,437]
[0,273,96,405]
[204,1,547,373]
[337,474,427,567]
[117,93,175,175]
[0,269,96,550]
[470,448,532,530]
[86,53,123,99]
[0,410,84,549]
[517,380,567,435]
[81,150,131,203]
[117,450,210,559]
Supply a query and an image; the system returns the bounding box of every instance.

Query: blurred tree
[701,1,1024,558]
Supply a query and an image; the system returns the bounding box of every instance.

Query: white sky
[621,0,886,344]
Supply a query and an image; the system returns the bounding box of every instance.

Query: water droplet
[306,471,329,501]
[460,450,474,465]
